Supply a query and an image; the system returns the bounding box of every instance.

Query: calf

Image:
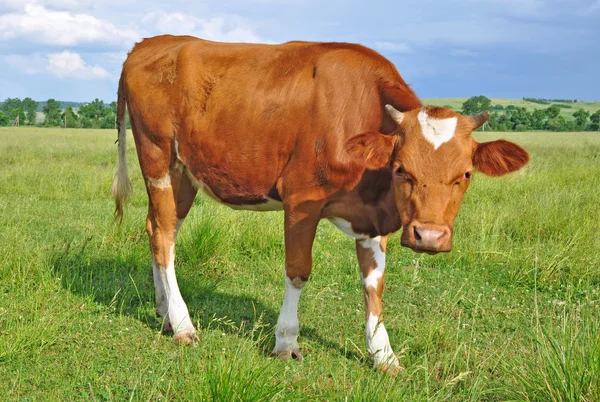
[112,35,529,374]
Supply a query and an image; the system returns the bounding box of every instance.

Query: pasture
[424,98,600,119]
[0,127,599,401]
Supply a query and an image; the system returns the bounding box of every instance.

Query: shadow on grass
[49,239,363,363]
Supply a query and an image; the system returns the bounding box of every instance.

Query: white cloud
[3,53,46,74]
[0,0,95,10]
[374,41,412,54]
[46,51,110,79]
[0,4,139,47]
[142,11,261,43]
[4,50,111,79]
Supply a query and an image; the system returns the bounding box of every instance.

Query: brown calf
[112,35,529,374]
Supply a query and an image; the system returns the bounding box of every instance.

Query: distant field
[424,98,600,119]
[28,99,600,123]
[0,127,599,400]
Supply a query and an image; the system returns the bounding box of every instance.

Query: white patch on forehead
[359,237,385,290]
[417,110,458,150]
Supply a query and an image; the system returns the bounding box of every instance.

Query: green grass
[424,98,600,120]
[1,127,599,401]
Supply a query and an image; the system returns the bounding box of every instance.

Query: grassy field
[423,98,600,120]
[1,127,599,401]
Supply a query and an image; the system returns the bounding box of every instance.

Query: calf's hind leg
[146,165,197,343]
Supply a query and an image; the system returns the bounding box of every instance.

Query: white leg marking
[153,261,168,319]
[417,109,457,150]
[147,173,171,190]
[155,220,184,321]
[359,236,399,371]
[366,313,399,369]
[359,236,385,290]
[273,276,304,356]
[153,244,195,336]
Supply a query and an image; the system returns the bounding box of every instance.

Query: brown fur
[473,140,530,176]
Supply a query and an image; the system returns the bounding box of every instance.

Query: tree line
[1,96,599,131]
[461,96,599,132]
[0,97,120,129]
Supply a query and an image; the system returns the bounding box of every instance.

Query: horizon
[3,97,597,106]
[1,1,598,102]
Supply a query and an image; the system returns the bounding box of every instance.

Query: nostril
[413,226,422,241]
[413,225,446,248]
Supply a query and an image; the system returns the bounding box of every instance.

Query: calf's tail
[111,73,132,223]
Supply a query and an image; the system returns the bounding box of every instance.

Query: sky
[1,0,599,102]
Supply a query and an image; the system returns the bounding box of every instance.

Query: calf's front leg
[356,235,400,375]
[273,208,319,360]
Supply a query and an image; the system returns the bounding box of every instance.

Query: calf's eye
[465,172,471,179]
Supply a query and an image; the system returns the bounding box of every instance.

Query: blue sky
[1,0,598,102]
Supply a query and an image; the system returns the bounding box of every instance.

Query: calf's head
[346,105,529,253]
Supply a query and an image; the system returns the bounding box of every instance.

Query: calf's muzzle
[402,221,452,254]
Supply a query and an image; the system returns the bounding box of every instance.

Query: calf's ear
[473,139,529,176]
[346,132,395,170]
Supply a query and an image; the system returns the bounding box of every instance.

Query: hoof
[174,330,199,344]
[374,356,401,376]
[273,347,304,361]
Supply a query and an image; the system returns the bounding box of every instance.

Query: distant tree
[545,116,564,131]
[0,111,9,126]
[491,104,505,111]
[505,107,532,130]
[545,105,561,119]
[100,113,116,129]
[530,109,547,130]
[560,118,576,131]
[515,124,528,131]
[496,123,509,131]
[102,101,117,129]
[0,97,22,114]
[505,105,517,111]
[589,110,600,131]
[572,109,590,129]
[62,107,79,128]
[22,97,38,125]
[79,98,113,128]
[461,95,492,116]
[493,113,510,131]
[79,116,93,128]
[523,97,551,105]
[487,111,500,130]
[9,108,26,126]
[43,98,62,126]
